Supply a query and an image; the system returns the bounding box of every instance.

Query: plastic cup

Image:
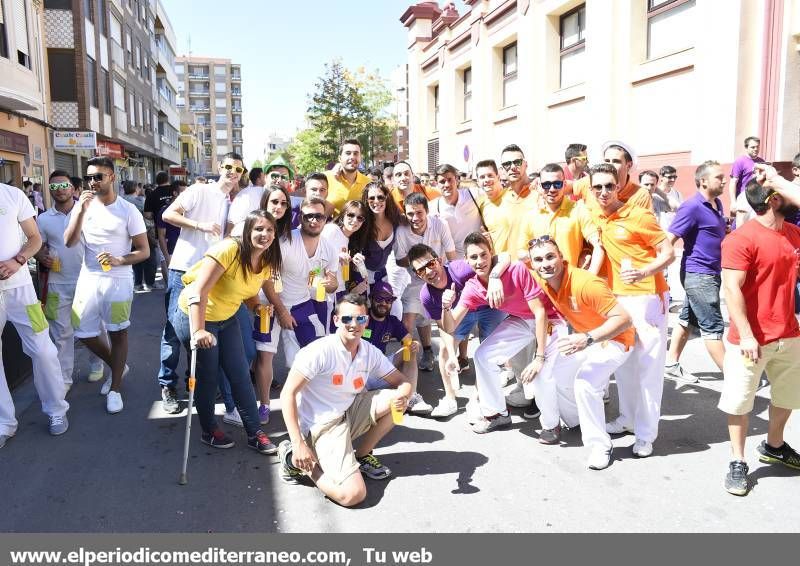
[620,257,633,272]
[50,252,61,273]
[390,401,404,425]
[315,280,326,301]
[342,262,350,281]
[402,337,411,362]
[259,305,268,333]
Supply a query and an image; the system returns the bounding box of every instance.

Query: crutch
[178,308,200,485]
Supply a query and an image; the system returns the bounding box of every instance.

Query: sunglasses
[541,181,564,190]
[413,257,438,276]
[367,195,387,202]
[221,164,245,174]
[501,158,524,170]
[302,213,326,222]
[345,212,365,222]
[340,314,369,325]
[83,173,106,182]
[528,234,553,249]
[269,172,290,181]
[49,182,72,191]
[764,191,778,204]
[373,295,396,304]
[664,175,678,180]
[591,183,616,193]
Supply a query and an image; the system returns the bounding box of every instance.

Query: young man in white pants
[530,237,635,467]
[441,233,559,434]
[35,171,105,391]
[588,163,675,459]
[64,157,150,414]
[0,182,70,448]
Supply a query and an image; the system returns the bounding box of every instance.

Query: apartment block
[175,55,243,174]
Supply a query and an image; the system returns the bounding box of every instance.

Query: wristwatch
[14,254,27,266]
[585,333,595,347]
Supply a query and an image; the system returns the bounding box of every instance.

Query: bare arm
[585,235,605,276]
[556,302,633,354]
[162,198,221,236]
[727,177,739,214]
[18,217,43,262]
[64,190,93,247]
[722,268,760,361]
[186,257,226,346]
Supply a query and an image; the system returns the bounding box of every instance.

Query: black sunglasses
[541,181,564,190]
[367,195,387,202]
[373,295,396,304]
[591,183,616,193]
[501,158,524,170]
[83,173,106,182]
[528,234,552,249]
[302,213,326,222]
[345,212,365,222]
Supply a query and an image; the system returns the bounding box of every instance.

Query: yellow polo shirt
[518,198,598,266]
[325,170,372,215]
[497,188,540,257]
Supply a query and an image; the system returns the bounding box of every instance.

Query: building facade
[177,107,202,180]
[175,55,242,174]
[401,0,800,198]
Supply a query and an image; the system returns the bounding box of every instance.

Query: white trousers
[613,293,669,443]
[0,284,69,436]
[573,340,632,451]
[385,253,410,320]
[530,322,580,429]
[44,282,104,385]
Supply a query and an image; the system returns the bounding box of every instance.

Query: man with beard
[719,166,800,496]
[326,139,371,214]
[498,144,539,259]
[664,161,728,382]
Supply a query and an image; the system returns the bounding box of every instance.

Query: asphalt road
[1,286,798,533]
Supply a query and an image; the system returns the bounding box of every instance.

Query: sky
[161,0,420,164]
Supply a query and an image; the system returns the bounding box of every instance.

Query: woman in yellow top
[172,210,281,454]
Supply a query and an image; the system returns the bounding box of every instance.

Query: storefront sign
[0,129,29,155]
[53,131,97,150]
[96,141,125,159]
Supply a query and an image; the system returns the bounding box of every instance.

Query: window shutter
[427,138,439,174]
[13,0,29,56]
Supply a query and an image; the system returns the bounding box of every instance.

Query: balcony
[111,41,126,76]
[231,89,241,97]
[231,74,241,81]
[231,107,242,113]
[188,88,209,95]
[190,106,210,112]
[114,108,127,134]
[232,122,243,128]
[188,73,209,80]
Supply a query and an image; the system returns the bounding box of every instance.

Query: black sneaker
[724,460,749,496]
[200,429,235,449]
[522,399,541,420]
[278,440,304,484]
[161,386,180,414]
[247,431,277,455]
[757,440,800,470]
[457,357,470,373]
[538,425,561,445]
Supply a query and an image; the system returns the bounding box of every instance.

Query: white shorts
[72,271,134,337]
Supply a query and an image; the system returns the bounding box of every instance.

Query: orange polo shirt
[392,184,441,209]
[575,178,652,212]
[590,201,668,296]
[517,198,597,266]
[535,262,635,349]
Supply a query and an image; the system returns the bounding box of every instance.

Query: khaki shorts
[307,389,393,486]
[718,336,800,415]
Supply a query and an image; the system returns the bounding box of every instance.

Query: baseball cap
[371,281,395,299]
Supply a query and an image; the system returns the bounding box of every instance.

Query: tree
[250,158,264,170]
[287,127,329,175]
[347,67,398,166]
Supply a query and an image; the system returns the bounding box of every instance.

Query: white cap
[601,140,638,168]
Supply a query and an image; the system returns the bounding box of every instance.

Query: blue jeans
[158,269,186,388]
[171,307,260,436]
[678,272,724,339]
[453,306,507,341]
[217,304,257,413]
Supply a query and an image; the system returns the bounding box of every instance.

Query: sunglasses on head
[591,183,616,193]
[367,194,387,202]
[501,158,524,170]
[541,181,564,190]
[373,295,396,304]
[345,212,365,222]
[413,257,438,276]
[528,234,553,249]
[340,314,369,325]
[269,172,290,181]
[221,164,245,174]
[49,181,72,191]
[302,212,326,222]
[83,173,106,182]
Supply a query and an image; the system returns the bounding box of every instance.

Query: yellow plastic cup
[402,337,411,362]
[342,262,350,281]
[315,281,326,301]
[259,305,268,333]
[51,256,61,273]
[390,401,404,425]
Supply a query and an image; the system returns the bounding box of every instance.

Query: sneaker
[724,460,749,496]
[270,380,283,391]
[757,440,800,470]
[106,391,123,413]
[258,404,270,425]
[606,418,633,435]
[471,413,512,434]
[100,364,129,396]
[278,440,304,484]
[430,397,458,418]
[457,357,470,373]
[161,387,180,414]
[200,429,235,449]
[133,284,145,293]
[632,439,653,458]
[87,366,105,382]
[665,361,697,383]
[48,415,69,436]
[0,434,11,449]
[505,383,529,408]
[357,452,392,480]
[152,281,165,290]
[539,425,561,445]
[407,392,433,415]
[498,366,515,386]
[587,446,613,470]
[223,408,244,428]
[465,397,482,425]
[522,399,541,420]
[418,349,435,371]
[142,284,152,292]
[247,431,277,455]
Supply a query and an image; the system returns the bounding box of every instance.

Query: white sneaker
[223,408,244,428]
[632,439,653,458]
[465,397,482,425]
[430,397,458,418]
[606,418,633,435]
[587,446,613,470]
[101,365,129,396]
[106,391,123,414]
[505,383,529,408]
[665,362,697,383]
[87,366,105,382]
[407,392,433,414]
[0,433,12,449]
[498,366,515,386]
[49,414,69,435]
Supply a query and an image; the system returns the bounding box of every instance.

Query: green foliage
[287,127,329,175]
[250,159,264,170]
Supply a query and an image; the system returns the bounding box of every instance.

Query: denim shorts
[453,306,507,341]
[678,272,724,339]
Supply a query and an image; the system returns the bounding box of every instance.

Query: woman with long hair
[361,182,403,286]
[172,210,282,453]
[259,184,293,242]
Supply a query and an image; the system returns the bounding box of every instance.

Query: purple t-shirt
[156,204,180,255]
[420,260,476,320]
[365,314,408,354]
[730,154,765,196]
[668,193,726,275]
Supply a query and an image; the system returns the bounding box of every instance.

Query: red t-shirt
[721,220,800,345]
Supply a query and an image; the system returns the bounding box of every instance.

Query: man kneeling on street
[279,293,413,507]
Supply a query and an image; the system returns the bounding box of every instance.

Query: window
[560,5,586,88]
[86,55,97,108]
[125,28,132,65]
[135,40,141,70]
[83,0,93,23]
[13,0,30,68]
[214,98,226,109]
[0,0,8,60]
[214,65,226,77]
[647,0,695,59]
[137,99,143,130]
[129,92,136,126]
[113,79,125,109]
[44,0,73,7]
[462,67,472,122]
[215,129,227,140]
[97,0,106,35]
[215,81,225,92]
[215,113,227,125]
[433,85,439,131]
[502,42,517,107]
[100,68,111,112]
[48,50,77,101]
[109,13,121,43]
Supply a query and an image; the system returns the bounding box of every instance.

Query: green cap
[264,155,295,180]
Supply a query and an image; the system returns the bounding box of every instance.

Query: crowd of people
[1,134,799,506]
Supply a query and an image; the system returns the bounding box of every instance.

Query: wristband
[14,254,26,266]
[534,354,545,360]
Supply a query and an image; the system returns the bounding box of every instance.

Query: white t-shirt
[393,215,456,290]
[429,188,483,256]
[735,192,755,224]
[321,223,349,292]
[0,183,34,291]
[278,228,338,307]
[37,207,84,284]
[78,195,146,278]
[293,334,396,435]
[228,185,265,237]
[169,183,230,271]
